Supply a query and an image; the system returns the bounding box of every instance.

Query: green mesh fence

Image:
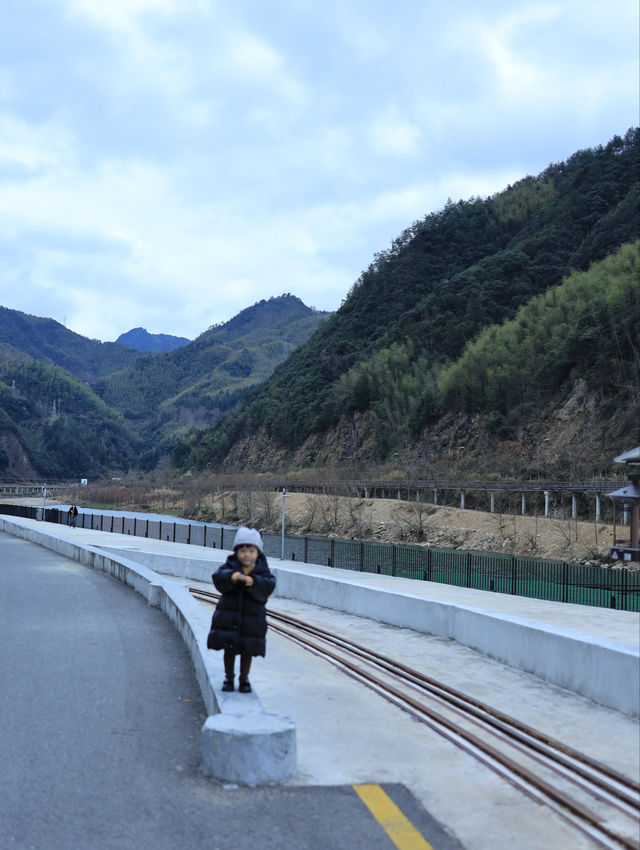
[1,504,637,612]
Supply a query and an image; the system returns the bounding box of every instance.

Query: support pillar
[521,494,526,515]
[490,493,496,513]
[434,489,438,506]
[544,491,550,517]
[460,490,466,510]
[595,494,601,522]
[571,494,577,520]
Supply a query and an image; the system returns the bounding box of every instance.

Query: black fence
[2,504,638,612]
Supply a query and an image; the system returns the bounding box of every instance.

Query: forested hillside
[438,243,638,423]
[174,130,640,475]
[95,296,329,439]
[0,359,139,478]
[0,307,141,382]
[0,294,328,478]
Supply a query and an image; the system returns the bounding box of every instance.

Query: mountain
[115,327,190,353]
[0,306,141,382]
[0,294,329,478]
[93,294,330,462]
[173,129,640,477]
[0,358,139,479]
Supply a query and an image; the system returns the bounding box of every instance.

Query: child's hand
[244,575,254,587]
[231,571,243,583]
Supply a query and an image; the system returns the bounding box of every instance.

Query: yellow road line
[353,784,434,850]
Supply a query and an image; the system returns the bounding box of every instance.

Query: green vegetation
[0,307,141,382]
[174,129,640,470]
[274,242,639,458]
[438,241,639,422]
[0,359,140,478]
[0,295,329,477]
[94,295,329,429]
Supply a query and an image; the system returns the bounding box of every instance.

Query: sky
[0,1,637,342]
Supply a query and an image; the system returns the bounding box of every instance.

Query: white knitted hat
[233,526,264,553]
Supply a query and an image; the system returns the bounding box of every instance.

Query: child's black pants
[224,648,252,681]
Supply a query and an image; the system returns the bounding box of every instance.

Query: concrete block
[201,712,297,785]
[148,583,163,608]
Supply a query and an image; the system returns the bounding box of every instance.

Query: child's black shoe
[238,680,252,693]
[222,678,234,692]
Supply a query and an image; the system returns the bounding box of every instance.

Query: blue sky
[0,0,637,342]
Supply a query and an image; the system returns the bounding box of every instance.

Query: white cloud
[370,109,422,156]
[66,0,188,33]
[479,10,558,97]
[0,0,636,341]
[0,113,77,171]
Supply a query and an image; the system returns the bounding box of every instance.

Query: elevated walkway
[89,527,639,716]
[2,513,639,850]
[2,514,637,718]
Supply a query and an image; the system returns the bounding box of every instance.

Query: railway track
[190,586,640,849]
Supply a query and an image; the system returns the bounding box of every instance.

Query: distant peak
[115,327,190,353]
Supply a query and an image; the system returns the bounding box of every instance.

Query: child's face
[236,544,259,566]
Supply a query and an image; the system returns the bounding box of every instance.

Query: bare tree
[254,490,278,528]
[238,486,254,523]
[346,498,373,539]
[301,495,319,533]
[394,501,436,542]
[318,492,341,534]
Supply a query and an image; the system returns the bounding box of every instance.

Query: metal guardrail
[1,477,622,495]
[2,504,638,613]
[280,478,622,495]
[0,478,624,526]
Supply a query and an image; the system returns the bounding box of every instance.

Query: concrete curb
[0,517,297,785]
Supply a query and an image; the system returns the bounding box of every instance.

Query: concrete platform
[2,513,639,850]
[3,514,638,716]
[90,531,639,716]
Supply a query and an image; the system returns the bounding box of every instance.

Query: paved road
[0,533,457,850]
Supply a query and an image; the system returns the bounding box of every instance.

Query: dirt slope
[276,492,616,565]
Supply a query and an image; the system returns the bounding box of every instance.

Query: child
[207,527,276,693]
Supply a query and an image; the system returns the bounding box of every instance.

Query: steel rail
[190,586,639,849]
[266,607,640,807]
[269,623,638,850]
[278,478,622,494]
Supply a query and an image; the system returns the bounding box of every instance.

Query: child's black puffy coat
[206,553,276,656]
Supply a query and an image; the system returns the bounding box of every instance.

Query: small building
[607,447,640,563]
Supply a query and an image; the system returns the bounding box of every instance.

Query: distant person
[68,505,79,528]
[207,527,276,693]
